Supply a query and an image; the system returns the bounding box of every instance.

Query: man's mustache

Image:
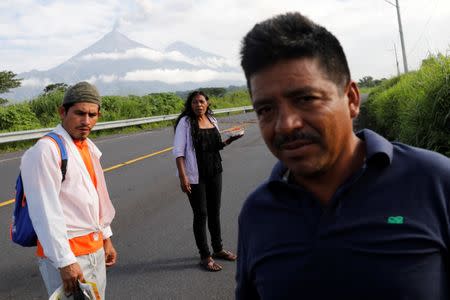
[273,130,321,150]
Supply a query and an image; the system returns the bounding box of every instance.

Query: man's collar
[269,161,289,182]
[356,129,393,165]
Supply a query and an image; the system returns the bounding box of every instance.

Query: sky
[1,0,449,83]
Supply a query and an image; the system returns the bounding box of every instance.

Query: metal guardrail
[0,106,254,144]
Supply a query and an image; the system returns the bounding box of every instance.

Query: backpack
[10,132,68,247]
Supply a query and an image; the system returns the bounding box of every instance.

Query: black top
[236,129,450,300]
[195,127,224,180]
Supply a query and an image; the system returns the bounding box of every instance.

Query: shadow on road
[109,256,201,275]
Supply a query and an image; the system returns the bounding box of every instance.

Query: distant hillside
[3,29,244,102]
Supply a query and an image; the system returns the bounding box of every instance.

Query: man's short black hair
[240,12,351,91]
[62,102,75,112]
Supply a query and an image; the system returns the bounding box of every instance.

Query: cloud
[79,47,238,69]
[1,0,119,39]
[21,77,53,87]
[80,68,244,84]
[122,68,244,83]
[86,74,120,84]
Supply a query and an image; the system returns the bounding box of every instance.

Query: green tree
[44,83,68,94]
[0,70,22,94]
[358,76,375,88]
[358,76,387,88]
[0,98,8,106]
[199,87,227,97]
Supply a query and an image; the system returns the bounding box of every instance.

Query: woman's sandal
[200,256,222,272]
[212,250,237,261]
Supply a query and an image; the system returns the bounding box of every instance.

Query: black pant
[187,173,223,259]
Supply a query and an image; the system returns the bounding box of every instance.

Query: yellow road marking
[103,147,173,172]
[0,121,254,208]
[0,199,15,207]
[0,146,174,207]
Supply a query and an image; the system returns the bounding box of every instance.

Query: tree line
[0,79,250,133]
[2,53,449,157]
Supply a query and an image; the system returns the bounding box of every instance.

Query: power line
[407,0,438,57]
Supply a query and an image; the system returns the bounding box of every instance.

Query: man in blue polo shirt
[236,12,450,299]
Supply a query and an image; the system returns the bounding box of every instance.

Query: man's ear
[347,81,360,119]
[58,106,66,120]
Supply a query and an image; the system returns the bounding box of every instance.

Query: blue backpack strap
[44,132,68,181]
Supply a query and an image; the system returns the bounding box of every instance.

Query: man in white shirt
[21,81,117,298]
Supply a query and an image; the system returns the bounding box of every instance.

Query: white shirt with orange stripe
[21,124,115,269]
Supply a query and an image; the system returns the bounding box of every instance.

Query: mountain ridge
[4,29,243,102]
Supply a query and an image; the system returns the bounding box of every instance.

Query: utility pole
[393,43,400,76]
[385,0,408,73]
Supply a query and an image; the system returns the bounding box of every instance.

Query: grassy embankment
[0,89,251,153]
[358,54,449,157]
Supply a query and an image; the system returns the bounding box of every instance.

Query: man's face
[59,102,100,140]
[250,58,360,179]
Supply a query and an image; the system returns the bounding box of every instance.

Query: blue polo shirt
[236,129,450,300]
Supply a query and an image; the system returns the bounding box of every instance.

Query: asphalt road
[0,112,277,299]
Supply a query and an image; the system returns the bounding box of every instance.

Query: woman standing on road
[173,91,243,272]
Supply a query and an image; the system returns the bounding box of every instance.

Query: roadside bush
[359,54,450,156]
[397,54,450,155]
[29,90,65,127]
[101,95,141,121]
[145,93,184,115]
[209,90,251,109]
[0,103,41,131]
[358,76,401,131]
[101,93,184,121]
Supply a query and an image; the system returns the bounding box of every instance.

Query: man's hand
[103,238,117,267]
[59,262,85,295]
